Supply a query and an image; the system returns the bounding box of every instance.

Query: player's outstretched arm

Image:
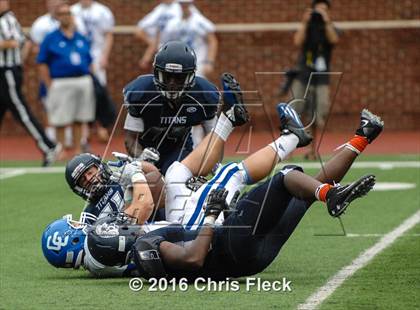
[125,130,144,158]
[159,225,214,270]
[158,189,227,270]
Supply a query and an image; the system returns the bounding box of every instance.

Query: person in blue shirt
[37,2,95,158]
[123,40,224,175]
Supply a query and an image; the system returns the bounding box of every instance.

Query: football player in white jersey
[71,0,115,143]
[135,0,182,69]
[71,0,114,85]
[161,0,218,78]
[30,0,86,49]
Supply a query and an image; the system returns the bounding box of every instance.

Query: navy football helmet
[41,213,95,268]
[65,153,113,202]
[153,41,197,102]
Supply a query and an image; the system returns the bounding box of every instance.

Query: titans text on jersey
[83,182,124,223]
[123,74,219,154]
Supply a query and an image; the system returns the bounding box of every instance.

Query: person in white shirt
[71,0,115,143]
[160,0,218,77]
[71,0,114,86]
[135,0,181,70]
[138,0,217,77]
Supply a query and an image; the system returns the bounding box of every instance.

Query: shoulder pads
[132,235,167,279]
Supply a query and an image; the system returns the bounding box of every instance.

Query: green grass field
[0,155,419,309]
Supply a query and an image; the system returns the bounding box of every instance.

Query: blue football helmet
[41,213,96,269]
[153,41,197,102]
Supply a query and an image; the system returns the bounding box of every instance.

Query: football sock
[344,135,369,155]
[315,183,333,202]
[269,133,299,161]
[213,113,233,141]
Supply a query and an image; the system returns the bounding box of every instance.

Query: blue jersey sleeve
[36,32,52,64]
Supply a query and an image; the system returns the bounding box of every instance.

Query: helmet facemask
[154,63,196,104]
[76,162,113,202]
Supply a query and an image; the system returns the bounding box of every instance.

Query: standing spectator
[0,0,60,166]
[135,0,181,70]
[145,0,218,147]
[71,0,115,142]
[37,3,95,157]
[161,0,218,77]
[28,0,87,143]
[71,0,114,86]
[291,0,339,160]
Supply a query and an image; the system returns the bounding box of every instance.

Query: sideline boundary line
[298,210,420,310]
[1,160,419,179]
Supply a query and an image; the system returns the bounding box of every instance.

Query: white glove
[115,161,144,188]
[138,147,160,164]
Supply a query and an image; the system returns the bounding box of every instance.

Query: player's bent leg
[181,73,250,177]
[283,169,376,217]
[242,104,312,183]
[314,109,384,185]
[181,130,226,177]
[164,161,195,223]
[219,166,303,276]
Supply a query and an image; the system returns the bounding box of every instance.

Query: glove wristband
[131,172,147,183]
[203,216,216,225]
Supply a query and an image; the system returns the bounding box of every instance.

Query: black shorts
[208,165,310,278]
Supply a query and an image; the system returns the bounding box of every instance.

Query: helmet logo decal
[165,63,183,72]
[72,162,86,179]
[46,232,69,251]
[95,222,120,238]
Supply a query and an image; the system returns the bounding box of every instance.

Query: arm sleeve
[100,6,115,32]
[0,18,12,40]
[197,14,215,34]
[36,36,50,64]
[137,5,162,29]
[202,116,217,134]
[124,113,145,132]
[29,22,43,45]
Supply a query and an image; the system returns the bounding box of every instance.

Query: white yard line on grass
[298,210,420,310]
[0,161,419,178]
[346,233,420,237]
[0,169,26,180]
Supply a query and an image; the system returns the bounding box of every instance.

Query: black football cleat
[276,103,312,147]
[220,73,249,127]
[326,174,376,217]
[355,109,384,143]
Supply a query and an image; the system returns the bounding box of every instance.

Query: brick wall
[2,1,419,134]
[11,0,420,26]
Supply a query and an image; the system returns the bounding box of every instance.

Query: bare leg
[56,126,65,150]
[242,146,278,182]
[73,122,83,154]
[315,147,357,184]
[243,133,299,183]
[181,131,225,177]
[283,170,322,201]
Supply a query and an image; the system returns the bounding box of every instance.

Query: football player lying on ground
[62,73,246,226]
[40,74,250,276]
[86,108,383,280]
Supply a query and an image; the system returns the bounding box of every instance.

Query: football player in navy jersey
[123,40,222,174]
[87,109,384,280]
[41,75,250,277]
